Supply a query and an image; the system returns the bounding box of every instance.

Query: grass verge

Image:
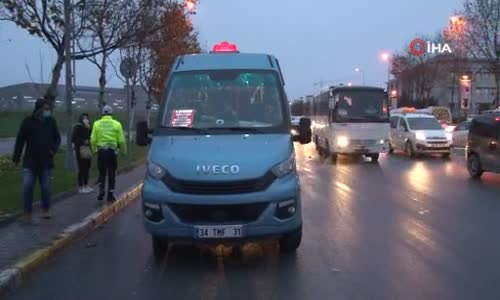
[0,145,148,214]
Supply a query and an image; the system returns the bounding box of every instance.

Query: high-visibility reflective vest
[90,115,126,154]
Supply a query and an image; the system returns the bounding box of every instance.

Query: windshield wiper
[205,127,264,133]
[162,126,209,134]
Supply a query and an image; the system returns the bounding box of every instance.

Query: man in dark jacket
[12,98,61,222]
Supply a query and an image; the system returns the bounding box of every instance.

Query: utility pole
[64,0,75,171]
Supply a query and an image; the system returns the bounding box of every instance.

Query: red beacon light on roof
[211,41,239,53]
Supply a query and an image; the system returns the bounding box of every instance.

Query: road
[7,144,500,300]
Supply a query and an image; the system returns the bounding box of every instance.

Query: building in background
[0,83,158,113]
[391,56,498,116]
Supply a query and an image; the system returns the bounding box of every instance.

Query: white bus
[311,86,390,162]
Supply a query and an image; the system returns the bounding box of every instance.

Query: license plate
[194,225,244,239]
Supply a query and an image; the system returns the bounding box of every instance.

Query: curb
[0,160,145,228]
[0,182,143,298]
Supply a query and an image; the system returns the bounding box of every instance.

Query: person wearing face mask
[12,98,61,223]
[72,113,93,193]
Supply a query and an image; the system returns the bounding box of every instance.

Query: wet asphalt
[6,144,500,300]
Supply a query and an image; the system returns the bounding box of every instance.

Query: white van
[389,113,452,158]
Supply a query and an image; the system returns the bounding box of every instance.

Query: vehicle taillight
[212,41,239,53]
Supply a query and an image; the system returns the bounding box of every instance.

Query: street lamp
[355,67,365,85]
[380,52,391,90]
[185,0,196,14]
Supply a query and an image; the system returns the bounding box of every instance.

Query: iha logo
[410,38,453,56]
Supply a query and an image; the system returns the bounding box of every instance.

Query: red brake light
[212,41,239,53]
[496,117,500,122]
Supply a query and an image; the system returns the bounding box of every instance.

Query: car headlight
[272,153,296,178]
[147,161,166,180]
[415,131,426,141]
[337,136,349,147]
[290,128,298,136]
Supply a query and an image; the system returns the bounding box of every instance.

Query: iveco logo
[196,165,240,175]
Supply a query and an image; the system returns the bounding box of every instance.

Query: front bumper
[333,141,389,154]
[141,173,302,242]
[415,142,451,153]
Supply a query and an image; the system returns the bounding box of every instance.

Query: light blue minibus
[136,42,312,256]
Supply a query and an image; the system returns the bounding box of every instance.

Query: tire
[405,141,416,158]
[388,143,394,154]
[314,136,320,153]
[152,236,169,259]
[279,226,302,254]
[467,153,484,179]
[442,152,451,159]
[368,153,380,162]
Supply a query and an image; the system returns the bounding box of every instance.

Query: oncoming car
[389,112,452,158]
[135,41,312,257]
[290,115,303,139]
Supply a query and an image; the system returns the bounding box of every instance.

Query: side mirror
[298,118,312,144]
[136,121,152,146]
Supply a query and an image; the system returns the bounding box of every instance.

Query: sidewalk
[0,165,145,271]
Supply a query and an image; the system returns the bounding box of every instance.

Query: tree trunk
[98,54,108,109]
[494,72,500,109]
[44,52,65,106]
[450,75,456,117]
[146,92,153,125]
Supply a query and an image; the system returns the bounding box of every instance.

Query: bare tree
[77,0,161,109]
[462,0,500,108]
[0,0,143,106]
[392,35,448,107]
[1,0,76,104]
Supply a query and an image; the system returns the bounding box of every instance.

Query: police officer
[91,105,126,202]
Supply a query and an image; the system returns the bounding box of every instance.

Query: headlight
[290,128,298,136]
[379,139,386,145]
[415,131,426,141]
[337,136,349,147]
[271,153,296,178]
[446,132,453,141]
[445,126,455,133]
[147,161,166,180]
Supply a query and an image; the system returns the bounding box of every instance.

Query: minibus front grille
[168,202,269,223]
[161,171,276,195]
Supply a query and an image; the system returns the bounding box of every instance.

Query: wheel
[388,143,394,154]
[331,153,338,163]
[442,152,451,159]
[368,153,380,162]
[467,153,484,179]
[279,226,302,254]
[405,141,416,158]
[152,236,169,258]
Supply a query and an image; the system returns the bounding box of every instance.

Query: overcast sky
[0,0,461,99]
